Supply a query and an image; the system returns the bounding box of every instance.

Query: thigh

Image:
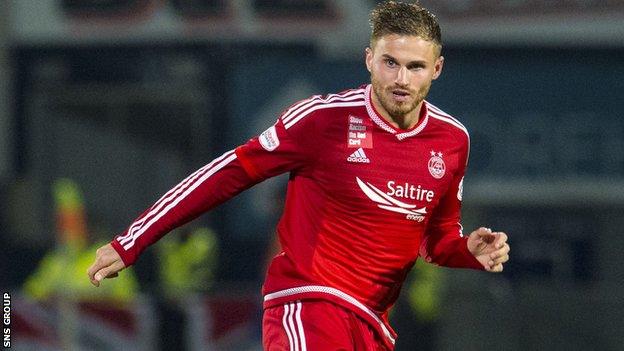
[347,312,393,351]
[263,300,355,351]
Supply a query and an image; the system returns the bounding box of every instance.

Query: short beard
[371,75,430,121]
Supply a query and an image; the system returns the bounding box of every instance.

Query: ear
[365,47,373,73]
[432,56,444,80]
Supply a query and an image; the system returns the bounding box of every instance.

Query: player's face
[366,34,443,126]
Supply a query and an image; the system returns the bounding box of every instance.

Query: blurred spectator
[157,226,218,298]
[392,260,446,351]
[23,178,139,302]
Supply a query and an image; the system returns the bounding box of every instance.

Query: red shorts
[262,300,392,351]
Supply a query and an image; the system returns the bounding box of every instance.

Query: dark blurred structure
[1,1,623,350]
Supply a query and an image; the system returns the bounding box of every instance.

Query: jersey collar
[364,84,429,140]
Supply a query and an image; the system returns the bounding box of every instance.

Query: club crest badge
[428,151,446,179]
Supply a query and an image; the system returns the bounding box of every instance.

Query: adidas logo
[347,148,370,163]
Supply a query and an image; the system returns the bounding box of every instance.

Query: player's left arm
[466,227,510,272]
[419,172,485,270]
[419,137,510,272]
[420,179,510,272]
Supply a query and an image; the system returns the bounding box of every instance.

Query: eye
[384,58,397,68]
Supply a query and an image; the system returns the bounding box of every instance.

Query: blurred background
[1,0,623,350]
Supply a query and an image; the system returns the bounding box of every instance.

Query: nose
[395,66,409,86]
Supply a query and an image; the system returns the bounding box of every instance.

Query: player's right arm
[87,149,258,286]
[88,114,315,287]
[87,243,124,287]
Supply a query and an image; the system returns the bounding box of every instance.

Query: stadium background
[1,0,623,350]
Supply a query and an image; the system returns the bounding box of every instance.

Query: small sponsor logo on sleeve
[259,125,280,151]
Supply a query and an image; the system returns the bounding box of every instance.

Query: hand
[87,243,126,287]
[467,227,510,273]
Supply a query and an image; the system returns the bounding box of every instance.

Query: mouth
[391,89,411,102]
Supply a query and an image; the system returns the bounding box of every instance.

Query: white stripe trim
[426,102,468,133]
[118,150,236,243]
[426,102,449,115]
[264,285,396,345]
[282,89,365,125]
[295,301,307,351]
[119,150,233,243]
[281,89,364,124]
[288,302,299,351]
[427,102,461,123]
[427,110,469,138]
[120,152,237,250]
[282,95,365,128]
[119,164,209,242]
[282,95,322,120]
[283,304,295,351]
[284,101,366,129]
[282,91,364,125]
[427,109,471,165]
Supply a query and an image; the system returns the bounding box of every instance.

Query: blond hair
[369,1,442,54]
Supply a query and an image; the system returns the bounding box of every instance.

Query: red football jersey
[111,84,483,348]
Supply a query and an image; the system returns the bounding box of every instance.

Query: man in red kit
[88,1,510,350]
